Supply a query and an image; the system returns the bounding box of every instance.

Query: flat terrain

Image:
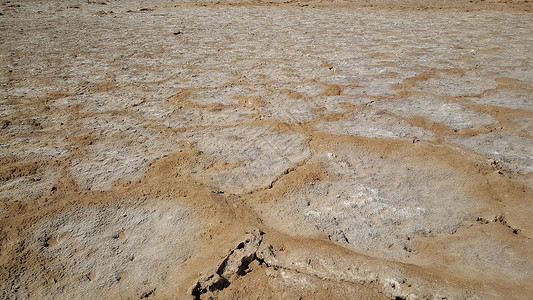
[1,0,532,299]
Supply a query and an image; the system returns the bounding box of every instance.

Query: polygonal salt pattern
[256,148,482,261]
[17,199,198,300]
[412,73,498,97]
[370,96,498,131]
[465,89,533,111]
[315,108,434,140]
[448,133,533,173]
[177,125,311,194]
[70,128,180,190]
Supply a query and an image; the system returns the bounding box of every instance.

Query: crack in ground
[189,229,417,300]
[189,228,266,299]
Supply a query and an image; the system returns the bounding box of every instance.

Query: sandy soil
[1,0,532,299]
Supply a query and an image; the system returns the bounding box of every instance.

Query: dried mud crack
[189,229,266,299]
[189,229,411,300]
[1,0,533,299]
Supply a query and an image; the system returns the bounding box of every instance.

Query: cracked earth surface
[1,0,532,299]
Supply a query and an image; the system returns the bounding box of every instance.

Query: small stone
[117,273,129,282]
[87,272,96,281]
[0,120,9,129]
[45,237,59,247]
[115,231,126,240]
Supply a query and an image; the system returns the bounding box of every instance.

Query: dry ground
[1,0,533,299]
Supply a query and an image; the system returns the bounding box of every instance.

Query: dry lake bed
[1,0,532,299]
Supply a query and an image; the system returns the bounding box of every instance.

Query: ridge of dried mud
[1,0,532,299]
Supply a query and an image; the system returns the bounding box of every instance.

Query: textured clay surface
[1,0,532,299]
